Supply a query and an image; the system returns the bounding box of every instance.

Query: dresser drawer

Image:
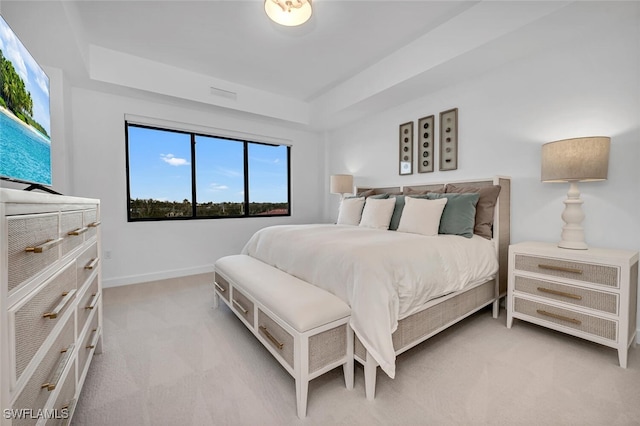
[7,213,61,293]
[60,211,84,256]
[44,359,75,426]
[83,208,99,241]
[12,314,75,426]
[514,254,619,288]
[231,287,254,325]
[513,297,617,341]
[78,310,100,381]
[12,262,77,383]
[77,275,100,335]
[76,242,99,290]
[514,275,618,314]
[213,272,230,302]
[258,309,294,368]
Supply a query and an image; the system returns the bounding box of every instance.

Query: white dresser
[507,241,638,367]
[1,189,102,425]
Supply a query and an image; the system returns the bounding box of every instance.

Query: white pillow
[397,196,448,236]
[337,197,365,225]
[359,197,396,230]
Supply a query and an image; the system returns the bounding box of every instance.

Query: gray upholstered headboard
[356,176,511,297]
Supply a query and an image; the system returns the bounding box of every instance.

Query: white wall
[70,88,324,287]
[325,11,640,331]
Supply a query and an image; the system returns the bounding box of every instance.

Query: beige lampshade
[541,137,610,182]
[264,0,312,27]
[330,174,353,194]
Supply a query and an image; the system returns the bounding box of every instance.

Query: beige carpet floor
[72,274,640,425]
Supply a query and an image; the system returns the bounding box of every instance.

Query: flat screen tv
[0,14,51,188]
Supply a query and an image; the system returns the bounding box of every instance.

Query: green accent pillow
[426,193,480,238]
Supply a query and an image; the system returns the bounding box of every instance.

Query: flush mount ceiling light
[265,0,313,27]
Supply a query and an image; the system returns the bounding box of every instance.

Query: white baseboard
[102,264,214,288]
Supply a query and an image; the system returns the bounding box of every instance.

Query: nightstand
[507,241,638,367]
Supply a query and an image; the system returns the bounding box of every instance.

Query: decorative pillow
[388,194,430,231]
[445,184,501,239]
[426,193,480,238]
[397,197,448,236]
[347,191,389,199]
[359,197,397,230]
[336,197,365,226]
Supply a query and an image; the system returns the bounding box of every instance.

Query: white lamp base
[558,181,588,250]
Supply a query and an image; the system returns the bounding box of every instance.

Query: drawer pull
[86,328,100,349]
[43,289,77,319]
[259,325,284,349]
[25,237,64,253]
[537,287,583,300]
[536,309,582,325]
[84,257,100,270]
[214,282,226,293]
[87,221,101,228]
[85,293,100,310]
[60,398,76,426]
[68,227,89,236]
[41,343,75,391]
[538,264,583,274]
[232,299,249,314]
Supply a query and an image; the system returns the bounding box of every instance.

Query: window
[126,122,290,221]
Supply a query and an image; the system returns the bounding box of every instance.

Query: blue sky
[0,16,50,136]
[128,125,288,203]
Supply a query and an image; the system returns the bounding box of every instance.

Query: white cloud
[208,183,229,191]
[160,153,190,166]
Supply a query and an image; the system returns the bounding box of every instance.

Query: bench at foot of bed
[213,254,353,418]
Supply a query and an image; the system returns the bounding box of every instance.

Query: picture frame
[439,108,458,171]
[399,121,413,175]
[417,115,434,173]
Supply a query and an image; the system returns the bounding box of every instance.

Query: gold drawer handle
[259,325,284,349]
[85,293,100,310]
[43,289,77,319]
[232,298,249,314]
[87,221,101,228]
[537,287,583,300]
[25,237,64,253]
[41,343,75,391]
[84,258,99,270]
[536,309,582,325]
[68,227,89,236]
[86,328,100,349]
[214,282,226,293]
[60,398,76,426]
[538,264,583,274]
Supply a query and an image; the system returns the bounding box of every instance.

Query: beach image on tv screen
[0,15,51,186]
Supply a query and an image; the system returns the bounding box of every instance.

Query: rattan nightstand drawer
[77,275,100,335]
[44,359,76,426]
[258,309,294,368]
[514,254,618,288]
[60,211,84,256]
[76,242,99,288]
[514,275,618,314]
[213,273,230,302]
[12,314,75,425]
[7,213,60,293]
[13,262,77,383]
[231,287,254,325]
[78,311,100,380]
[83,208,99,241]
[513,297,617,341]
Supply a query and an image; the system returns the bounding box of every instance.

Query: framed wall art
[417,115,434,173]
[439,108,458,171]
[399,121,413,175]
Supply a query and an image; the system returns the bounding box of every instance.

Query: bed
[242,176,511,399]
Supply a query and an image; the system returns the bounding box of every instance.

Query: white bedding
[241,224,498,378]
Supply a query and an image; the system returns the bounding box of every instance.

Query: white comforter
[242,224,498,378]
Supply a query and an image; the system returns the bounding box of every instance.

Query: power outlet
[104,250,112,260]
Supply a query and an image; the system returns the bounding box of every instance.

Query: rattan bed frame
[354,176,511,400]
